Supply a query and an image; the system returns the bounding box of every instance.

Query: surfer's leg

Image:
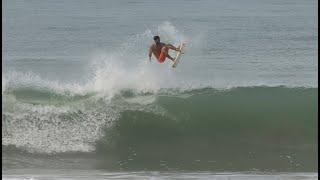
[161,46,168,53]
[161,46,174,61]
[166,54,174,61]
[160,46,169,57]
[158,47,168,63]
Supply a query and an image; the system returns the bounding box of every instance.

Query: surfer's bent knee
[161,46,168,53]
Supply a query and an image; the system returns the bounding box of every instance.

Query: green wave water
[2,86,318,171]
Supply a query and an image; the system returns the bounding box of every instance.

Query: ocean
[2,0,318,179]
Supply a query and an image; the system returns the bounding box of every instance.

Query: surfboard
[172,43,185,68]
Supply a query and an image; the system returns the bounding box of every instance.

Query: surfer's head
[153,36,160,44]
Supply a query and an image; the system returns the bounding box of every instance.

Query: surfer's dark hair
[153,36,160,41]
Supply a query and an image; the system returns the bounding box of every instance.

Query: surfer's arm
[165,44,181,52]
[148,46,153,61]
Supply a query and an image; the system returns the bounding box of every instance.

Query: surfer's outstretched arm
[165,44,180,51]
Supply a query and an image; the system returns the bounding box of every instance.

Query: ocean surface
[2,0,318,179]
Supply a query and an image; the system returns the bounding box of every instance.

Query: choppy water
[2,0,318,179]
[2,171,318,180]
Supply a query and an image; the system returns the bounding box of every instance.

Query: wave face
[2,86,318,171]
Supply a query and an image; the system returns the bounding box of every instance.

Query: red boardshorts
[157,51,166,63]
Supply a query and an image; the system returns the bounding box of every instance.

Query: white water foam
[2,94,118,153]
[2,22,191,98]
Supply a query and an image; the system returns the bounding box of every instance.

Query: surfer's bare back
[148,36,181,63]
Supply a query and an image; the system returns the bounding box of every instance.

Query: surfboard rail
[172,43,185,68]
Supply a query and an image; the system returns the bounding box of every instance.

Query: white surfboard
[172,43,185,68]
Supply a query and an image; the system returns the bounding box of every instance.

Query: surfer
[148,36,181,63]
